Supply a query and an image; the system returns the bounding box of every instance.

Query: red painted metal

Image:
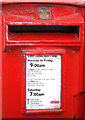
[0,5,2,120]
[2,4,83,49]
[0,2,84,120]
[84,8,85,120]
[0,0,84,6]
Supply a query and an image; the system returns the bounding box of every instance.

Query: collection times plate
[26,55,61,109]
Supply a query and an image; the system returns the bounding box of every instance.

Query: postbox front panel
[2,3,84,119]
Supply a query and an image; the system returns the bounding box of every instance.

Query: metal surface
[0,2,84,120]
[38,7,50,20]
[2,4,83,48]
[0,0,84,6]
[84,7,85,120]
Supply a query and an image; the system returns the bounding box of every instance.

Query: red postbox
[0,1,85,120]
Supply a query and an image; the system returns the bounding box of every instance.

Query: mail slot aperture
[7,25,80,45]
[9,25,77,33]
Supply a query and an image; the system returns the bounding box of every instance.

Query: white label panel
[26,55,61,109]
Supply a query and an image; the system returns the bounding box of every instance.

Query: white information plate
[26,55,61,109]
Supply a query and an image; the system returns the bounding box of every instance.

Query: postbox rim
[0,0,85,7]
